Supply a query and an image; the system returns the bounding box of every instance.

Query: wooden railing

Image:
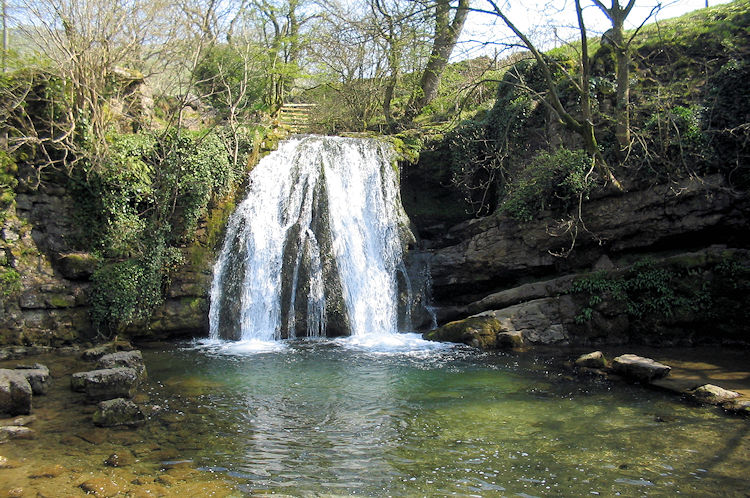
[277,103,316,133]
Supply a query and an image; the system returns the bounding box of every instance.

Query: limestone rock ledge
[424,295,577,349]
[429,175,748,302]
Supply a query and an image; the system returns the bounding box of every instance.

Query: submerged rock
[575,351,607,369]
[0,455,20,468]
[0,425,35,440]
[0,370,33,416]
[71,367,139,401]
[28,464,66,478]
[15,364,50,394]
[79,477,121,497]
[104,451,136,467]
[97,351,147,380]
[93,398,145,427]
[690,384,740,405]
[611,354,671,382]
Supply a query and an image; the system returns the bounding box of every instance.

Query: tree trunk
[403,0,469,123]
[612,16,631,151]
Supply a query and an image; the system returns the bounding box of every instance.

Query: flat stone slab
[71,367,139,401]
[611,354,671,382]
[690,384,741,405]
[97,351,147,380]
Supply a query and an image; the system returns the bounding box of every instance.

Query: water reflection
[139,340,750,496]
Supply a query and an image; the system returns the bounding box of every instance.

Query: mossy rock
[56,252,98,281]
[423,316,504,350]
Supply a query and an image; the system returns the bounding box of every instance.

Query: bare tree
[592,0,660,152]
[480,0,622,188]
[13,0,177,169]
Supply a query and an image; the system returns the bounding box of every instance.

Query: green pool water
[136,337,749,496]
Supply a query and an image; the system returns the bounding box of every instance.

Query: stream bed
[1,337,749,496]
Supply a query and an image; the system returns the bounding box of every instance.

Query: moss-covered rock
[92,398,145,427]
[423,316,504,349]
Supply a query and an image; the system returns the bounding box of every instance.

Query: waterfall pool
[3,339,747,496]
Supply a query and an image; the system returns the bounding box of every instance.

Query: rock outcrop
[428,175,747,302]
[1,181,93,346]
[418,174,749,349]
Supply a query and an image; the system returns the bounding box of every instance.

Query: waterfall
[208,135,414,342]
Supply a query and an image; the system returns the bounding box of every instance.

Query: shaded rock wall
[0,170,218,345]
[428,175,748,304]
[1,180,93,345]
[415,174,750,349]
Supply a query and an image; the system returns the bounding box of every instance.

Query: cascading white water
[208,135,413,342]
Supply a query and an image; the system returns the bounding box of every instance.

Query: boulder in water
[93,398,145,427]
[611,354,671,382]
[71,367,139,401]
[575,351,607,369]
[97,351,147,380]
[689,384,740,404]
[0,425,35,440]
[15,364,50,394]
[0,369,33,416]
[423,316,504,349]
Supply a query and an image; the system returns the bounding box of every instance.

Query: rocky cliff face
[1,176,93,345]
[0,168,216,346]
[416,174,750,349]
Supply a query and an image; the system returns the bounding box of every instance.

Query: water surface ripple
[135,338,750,496]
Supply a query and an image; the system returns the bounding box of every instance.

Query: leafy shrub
[0,268,22,300]
[73,128,243,333]
[500,148,593,222]
[571,257,749,340]
[0,150,18,213]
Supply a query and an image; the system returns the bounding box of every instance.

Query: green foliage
[445,55,572,216]
[387,132,423,165]
[500,148,593,222]
[194,44,267,118]
[72,128,244,333]
[640,104,711,177]
[89,240,183,334]
[155,130,238,242]
[703,58,750,187]
[0,268,22,300]
[571,257,749,335]
[420,56,501,121]
[0,150,19,215]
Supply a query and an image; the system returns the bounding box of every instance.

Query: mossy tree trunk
[592,0,638,153]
